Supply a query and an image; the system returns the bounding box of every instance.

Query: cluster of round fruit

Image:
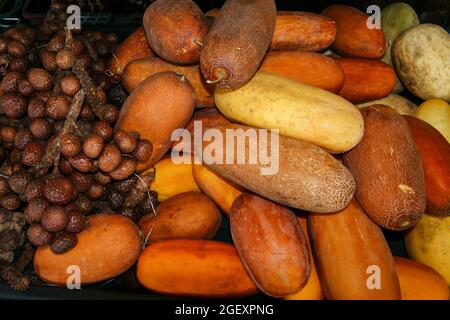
[0,23,153,254]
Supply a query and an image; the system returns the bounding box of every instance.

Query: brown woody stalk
[32,90,86,176]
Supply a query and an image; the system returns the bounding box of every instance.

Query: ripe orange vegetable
[205,8,219,27]
[205,8,220,18]
[108,27,153,77]
[322,5,386,59]
[115,72,195,170]
[308,199,401,300]
[136,239,259,298]
[121,57,214,107]
[138,191,221,244]
[285,217,324,300]
[143,0,207,64]
[404,116,450,216]
[147,155,200,202]
[34,214,142,286]
[335,58,396,103]
[230,194,310,297]
[171,107,229,153]
[192,163,243,215]
[271,11,337,51]
[394,256,449,300]
[260,51,344,93]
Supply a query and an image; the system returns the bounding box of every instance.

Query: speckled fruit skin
[143,0,207,64]
[205,124,355,213]
[214,71,363,153]
[230,194,310,298]
[308,199,401,300]
[404,214,450,285]
[392,24,450,102]
[200,0,276,88]
[343,105,426,231]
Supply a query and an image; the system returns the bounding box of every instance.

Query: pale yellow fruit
[214,71,363,154]
[145,155,200,202]
[392,24,450,101]
[404,214,450,285]
[357,93,417,115]
[285,217,324,300]
[415,98,450,142]
[192,163,243,215]
[381,2,419,93]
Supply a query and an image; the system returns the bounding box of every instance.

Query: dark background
[8,0,450,35]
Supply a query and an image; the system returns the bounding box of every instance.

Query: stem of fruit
[64,27,73,48]
[73,60,104,116]
[32,90,85,176]
[206,70,224,84]
[192,38,203,46]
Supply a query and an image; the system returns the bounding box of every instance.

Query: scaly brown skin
[404,116,450,216]
[108,27,153,77]
[322,5,386,59]
[200,0,276,88]
[271,11,337,51]
[143,0,207,64]
[335,58,396,103]
[343,105,426,231]
[392,24,450,101]
[230,194,310,298]
[204,124,355,213]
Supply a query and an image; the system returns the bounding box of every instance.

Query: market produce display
[0,0,449,301]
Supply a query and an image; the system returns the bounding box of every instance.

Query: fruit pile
[2,0,450,300]
[0,1,158,290]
